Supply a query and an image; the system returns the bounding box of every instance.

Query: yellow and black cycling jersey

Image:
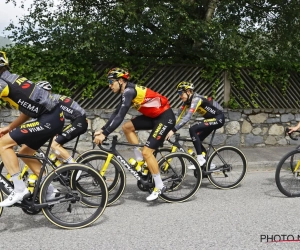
[0,70,58,118]
[174,93,223,132]
[51,94,85,121]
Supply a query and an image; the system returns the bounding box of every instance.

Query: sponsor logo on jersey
[64,98,71,103]
[17,99,39,113]
[44,123,51,129]
[65,126,76,134]
[22,83,31,89]
[21,129,28,134]
[168,119,173,125]
[158,125,168,136]
[20,121,40,128]
[28,126,45,132]
[153,123,163,138]
[204,106,216,114]
[60,105,74,114]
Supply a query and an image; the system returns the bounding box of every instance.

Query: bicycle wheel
[73,154,126,206]
[157,152,202,202]
[207,146,247,189]
[40,163,108,229]
[275,149,300,197]
[0,191,3,217]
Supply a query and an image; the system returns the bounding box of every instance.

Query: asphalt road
[1,169,300,250]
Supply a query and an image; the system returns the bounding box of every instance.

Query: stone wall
[1,108,300,151]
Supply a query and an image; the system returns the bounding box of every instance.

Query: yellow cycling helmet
[0,51,9,68]
[176,81,194,91]
[107,67,130,80]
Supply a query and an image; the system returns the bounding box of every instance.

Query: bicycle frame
[168,130,226,174]
[98,135,172,189]
[40,134,81,160]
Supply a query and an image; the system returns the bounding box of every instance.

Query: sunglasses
[177,90,183,96]
[108,79,117,85]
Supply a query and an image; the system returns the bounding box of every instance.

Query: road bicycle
[0,136,108,229]
[275,128,300,197]
[76,134,202,205]
[163,129,247,189]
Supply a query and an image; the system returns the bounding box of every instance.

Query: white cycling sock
[66,156,76,163]
[152,173,164,190]
[11,172,26,192]
[197,154,206,166]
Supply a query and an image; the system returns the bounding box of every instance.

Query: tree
[3,0,300,97]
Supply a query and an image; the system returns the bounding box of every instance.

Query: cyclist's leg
[52,116,88,163]
[189,115,225,167]
[139,109,176,201]
[0,134,29,202]
[0,106,64,206]
[123,115,154,161]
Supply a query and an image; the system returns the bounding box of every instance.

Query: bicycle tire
[40,163,108,229]
[275,149,300,197]
[157,152,202,202]
[72,154,126,206]
[206,146,247,189]
[0,191,3,217]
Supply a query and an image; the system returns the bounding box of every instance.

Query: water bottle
[54,159,62,167]
[49,153,62,167]
[128,158,142,172]
[27,174,38,193]
[141,162,149,176]
[188,148,196,157]
[49,153,57,162]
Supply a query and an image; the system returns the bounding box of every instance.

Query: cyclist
[93,67,175,201]
[165,81,224,169]
[36,81,88,165]
[0,51,64,207]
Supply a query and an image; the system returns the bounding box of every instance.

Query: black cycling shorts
[55,115,88,145]
[131,108,175,149]
[10,105,64,150]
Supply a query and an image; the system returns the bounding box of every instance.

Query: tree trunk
[193,0,219,50]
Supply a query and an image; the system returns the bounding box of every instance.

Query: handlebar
[285,127,300,141]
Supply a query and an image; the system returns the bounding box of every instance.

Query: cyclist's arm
[289,122,300,133]
[101,102,121,132]
[102,88,135,137]
[174,105,184,122]
[172,96,201,132]
[0,113,31,136]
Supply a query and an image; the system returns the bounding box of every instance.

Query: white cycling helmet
[36,81,52,91]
